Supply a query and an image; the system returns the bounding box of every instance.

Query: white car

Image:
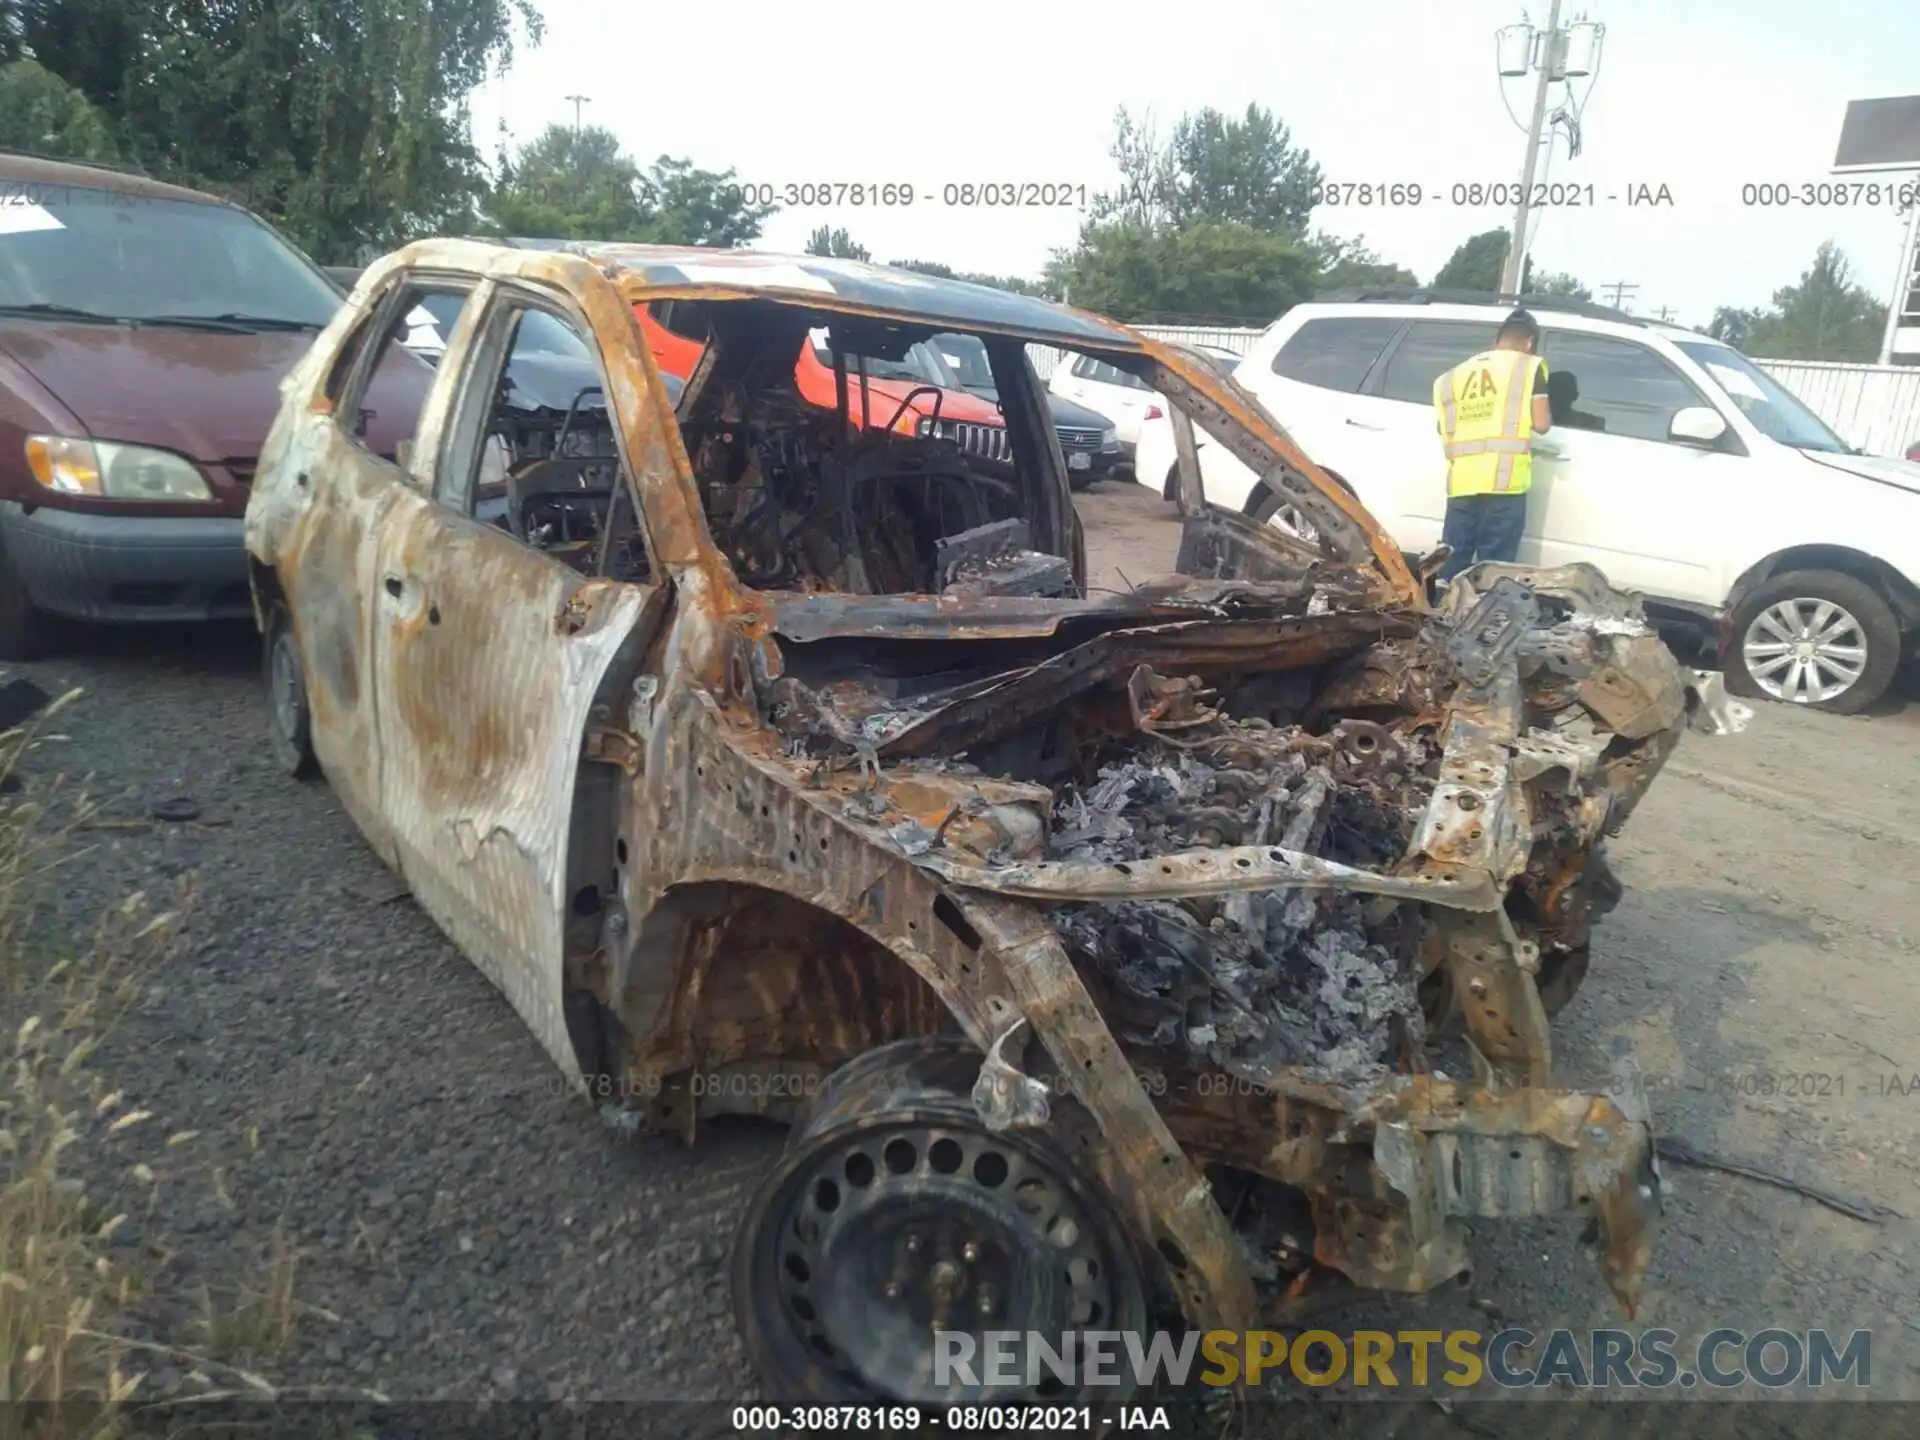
[1050,343,1240,462]
[1136,295,1920,714]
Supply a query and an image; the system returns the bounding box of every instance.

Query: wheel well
[1242,468,1356,515]
[1729,546,1920,629]
[248,557,286,630]
[582,881,952,1087]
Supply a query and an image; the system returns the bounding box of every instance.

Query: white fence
[1031,325,1920,459]
[1743,360,1920,458]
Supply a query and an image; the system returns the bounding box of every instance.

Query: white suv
[1135,294,1920,714]
[1051,344,1240,464]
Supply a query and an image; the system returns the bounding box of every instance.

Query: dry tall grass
[0,686,186,1438]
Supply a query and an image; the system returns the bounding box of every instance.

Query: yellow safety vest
[1433,349,1548,497]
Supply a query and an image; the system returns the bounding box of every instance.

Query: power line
[1496,10,1607,294]
[1601,280,1639,310]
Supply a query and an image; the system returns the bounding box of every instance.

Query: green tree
[11,0,542,261]
[1045,221,1315,325]
[806,225,870,260]
[1091,103,1321,239]
[1741,242,1886,361]
[1432,228,1517,291]
[1706,306,1762,350]
[1429,228,1589,298]
[490,124,649,240]
[640,154,773,247]
[487,125,775,247]
[1306,233,1418,292]
[1531,269,1592,301]
[0,58,119,160]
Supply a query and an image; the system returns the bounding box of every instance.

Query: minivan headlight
[24,437,213,501]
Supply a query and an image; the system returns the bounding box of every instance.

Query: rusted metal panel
[371,499,654,1079]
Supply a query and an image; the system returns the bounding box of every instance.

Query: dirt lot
[9,480,1918,1417]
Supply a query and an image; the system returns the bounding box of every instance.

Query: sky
[468,0,1920,328]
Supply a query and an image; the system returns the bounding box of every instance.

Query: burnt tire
[0,535,55,663]
[732,1038,1147,1408]
[264,617,319,780]
[1724,568,1900,716]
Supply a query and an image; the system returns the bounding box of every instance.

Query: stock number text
[1742,181,1920,208]
[724,182,918,208]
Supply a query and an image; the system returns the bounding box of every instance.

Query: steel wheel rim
[1741,597,1868,704]
[758,1121,1122,1406]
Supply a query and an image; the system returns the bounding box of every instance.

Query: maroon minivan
[0,154,429,659]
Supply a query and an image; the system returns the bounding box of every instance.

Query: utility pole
[1601,280,1638,310]
[1654,305,1678,322]
[565,94,590,134]
[1500,0,1564,296]
[1496,7,1604,296]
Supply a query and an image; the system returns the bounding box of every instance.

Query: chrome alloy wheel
[1265,503,1321,545]
[1740,597,1869,705]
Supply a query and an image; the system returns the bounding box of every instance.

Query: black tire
[1161,465,1179,503]
[0,535,56,662]
[732,1038,1147,1408]
[1724,568,1900,716]
[264,616,319,780]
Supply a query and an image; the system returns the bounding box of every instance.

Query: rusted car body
[245,241,1738,1405]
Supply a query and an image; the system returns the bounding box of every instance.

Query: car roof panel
[491,240,1142,350]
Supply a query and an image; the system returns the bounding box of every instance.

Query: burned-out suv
[247,241,1740,1406]
[0,154,426,658]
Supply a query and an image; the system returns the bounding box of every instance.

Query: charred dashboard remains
[672,306,1076,597]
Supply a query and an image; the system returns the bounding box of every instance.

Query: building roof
[491,240,1140,349]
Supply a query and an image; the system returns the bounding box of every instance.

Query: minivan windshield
[0,186,340,328]
[1672,340,1853,454]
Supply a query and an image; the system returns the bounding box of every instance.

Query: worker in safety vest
[1432,308,1551,580]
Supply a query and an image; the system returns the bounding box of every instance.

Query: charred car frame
[245,242,1738,1407]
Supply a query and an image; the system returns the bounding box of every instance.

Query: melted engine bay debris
[765,563,1750,1101]
[1048,696,1433,1084]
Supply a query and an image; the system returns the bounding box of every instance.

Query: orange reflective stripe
[1441,367,1459,435]
[1493,451,1516,492]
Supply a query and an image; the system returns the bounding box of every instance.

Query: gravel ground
[8,479,1919,1421]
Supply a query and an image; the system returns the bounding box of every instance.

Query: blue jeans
[1440,494,1527,580]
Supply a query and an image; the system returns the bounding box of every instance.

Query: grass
[0,685,185,1436]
